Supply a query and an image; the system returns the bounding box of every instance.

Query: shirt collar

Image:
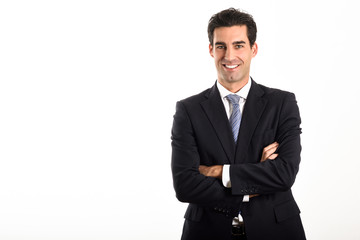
[216,77,252,100]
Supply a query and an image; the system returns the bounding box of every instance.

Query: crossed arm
[172,92,301,206]
[198,142,279,199]
[198,142,279,179]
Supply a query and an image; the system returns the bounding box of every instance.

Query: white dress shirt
[216,79,251,203]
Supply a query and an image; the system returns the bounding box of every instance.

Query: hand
[260,142,279,162]
[199,165,223,179]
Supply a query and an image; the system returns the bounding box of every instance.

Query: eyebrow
[233,41,246,45]
[215,41,246,46]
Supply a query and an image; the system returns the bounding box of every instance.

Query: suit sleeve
[230,93,302,195]
[171,101,242,213]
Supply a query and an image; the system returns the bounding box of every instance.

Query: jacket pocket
[274,199,301,223]
[184,204,204,222]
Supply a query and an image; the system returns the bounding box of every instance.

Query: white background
[1,0,360,239]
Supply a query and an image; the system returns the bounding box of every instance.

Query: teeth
[225,65,239,69]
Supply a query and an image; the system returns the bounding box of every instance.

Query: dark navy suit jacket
[171,80,306,240]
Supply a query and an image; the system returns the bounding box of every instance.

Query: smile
[223,64,239,69]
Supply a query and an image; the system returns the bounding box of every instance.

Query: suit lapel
[201,84,235,164]
[235,80,268,163]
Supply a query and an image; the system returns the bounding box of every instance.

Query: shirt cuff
[222,164,231,188]
[222,165,250,202]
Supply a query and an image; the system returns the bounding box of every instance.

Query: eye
[216,45,225,49]
[235,45,244,49]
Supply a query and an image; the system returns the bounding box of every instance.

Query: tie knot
[226,94,241,105]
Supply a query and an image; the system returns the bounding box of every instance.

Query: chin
[225,76,242,83]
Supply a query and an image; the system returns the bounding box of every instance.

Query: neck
[218,77,249,93]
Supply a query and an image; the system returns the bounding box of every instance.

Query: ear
[252,42,258,58]
[209,43,214,58]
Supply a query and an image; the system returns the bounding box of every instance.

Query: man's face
[209,25,257,90]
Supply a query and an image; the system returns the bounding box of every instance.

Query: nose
[224,47,235,61]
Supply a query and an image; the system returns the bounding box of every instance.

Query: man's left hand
[199,165,223,179]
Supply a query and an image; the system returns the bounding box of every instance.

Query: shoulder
[256,82,296,102]
[173,86,213,122]
[178,86,213,105]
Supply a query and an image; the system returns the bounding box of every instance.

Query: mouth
[223,64,240,70]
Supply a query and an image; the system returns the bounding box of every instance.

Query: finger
[262,143,279,156]
[264,145,277,154]
[268,153,278,160]
[263,146,277,159]
[261,142,279,162]
[263,142,279,152]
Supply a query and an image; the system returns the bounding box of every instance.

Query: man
[171,8,306,240]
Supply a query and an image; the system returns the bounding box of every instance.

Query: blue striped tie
[226,94,241,143]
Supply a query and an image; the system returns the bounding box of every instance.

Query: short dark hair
[208,8,257,47]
